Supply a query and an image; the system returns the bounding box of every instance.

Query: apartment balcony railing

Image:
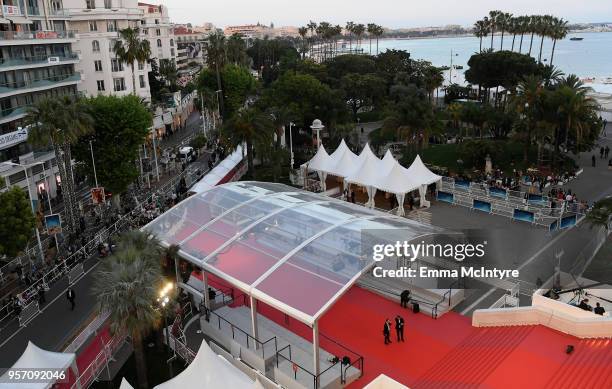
[0,53,79,69]
[0,30,77,41]
[0,72,80,95]
[26,6,41,16]
[49,9,70,17]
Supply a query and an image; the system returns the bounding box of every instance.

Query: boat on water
[569,37,584,41]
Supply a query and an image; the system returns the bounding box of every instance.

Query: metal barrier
[69,331,128,389]
[68,263,85,285]
[18,301,40,327]
[64,311,111,353]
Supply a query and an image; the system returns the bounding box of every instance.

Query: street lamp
[289,122,295,170]
[157,281,174,379]
[310,119,324,148]
[1,161,45,262]
[215,90,222,126]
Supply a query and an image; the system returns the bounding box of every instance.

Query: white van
[178,146,195,163]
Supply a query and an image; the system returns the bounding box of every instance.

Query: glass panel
[202,205,335,285]
[144,208,200,245]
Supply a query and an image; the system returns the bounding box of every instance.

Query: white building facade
[64,0,151,100]
[138,2,175,67]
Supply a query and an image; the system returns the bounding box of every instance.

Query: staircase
[414,326,534,388]
[543,338,612,389]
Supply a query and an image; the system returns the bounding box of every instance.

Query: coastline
[379,29,612,42]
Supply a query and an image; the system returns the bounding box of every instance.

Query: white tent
[346,147,390,208]
[381,149,396,172]
[321,142,358,178]
[190,145,246,194]
[0,341,78,389]
[404,155,442,208]
[301,144,334,192]
[375,162,421,216]
[154,340,255,389]
[119,378,135,389]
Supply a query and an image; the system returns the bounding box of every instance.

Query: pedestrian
[400,289,411,308]
[37,284,46,305]
[350,190,356,204]
[395,315,405,342]
[600,147,605,159]
[383,318,392,345]
[592,155,596,167]
[66,287,76,311]
[603,119,608,136]
[605,146,610,159]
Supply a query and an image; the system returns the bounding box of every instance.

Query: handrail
[342,354,364,384]
[201,302,277,359]
[360,282,440,318]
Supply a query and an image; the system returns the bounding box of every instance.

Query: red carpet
[208,275,612,389]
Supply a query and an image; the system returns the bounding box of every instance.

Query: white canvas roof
[0,342,76,389]
[302,144,333,172]
[119,378,135,389]
[321,143,358,177]
[346,148,388,187]
[405,155,442,186]
[375,161,421,195]
[190,145,245,194]
[381,150,396,172]
[154,340,254,389]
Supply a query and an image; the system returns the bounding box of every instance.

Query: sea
[368,31,612,94]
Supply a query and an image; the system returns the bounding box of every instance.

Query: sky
[149,0,612,28]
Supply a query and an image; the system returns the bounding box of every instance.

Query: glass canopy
[144,181,441,325]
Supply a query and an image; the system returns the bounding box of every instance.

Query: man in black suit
[383,319,392,345]
[395,315,405,342]
[400,290,411,308]
[66,287,76,311]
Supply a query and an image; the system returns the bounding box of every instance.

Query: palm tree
[556,77,597,149]
[367,23,377,55]
[550,17,568,65]
[221,108,274,172]
[517,16,529,53]
[25,97,93,232]
[498,12,513,50]
[541,65,564,87]
[508,17,518,51]
[529,15,541,55]
[226,34,249,66]
[488,11,501,50]
[586,198,612,231]
[345,21,355,52]
[269,106,294,148]
[538,15,554,63]
[298,27,308,58]
[205,32,227,116]
[158,58,177,88]
[92,236,164,389]
[512,75,544,161]
[353,23,366,51]
[113,27,151,96]
[373,25,384,55]
[473,20,488,52]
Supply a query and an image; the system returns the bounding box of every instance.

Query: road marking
[0,259,102,350]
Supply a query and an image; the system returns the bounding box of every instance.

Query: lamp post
[151,131,160,182]
[289,122,295,169]
[215,89,222,126]
[158,281,174,379]
[310,119,324,148]
[89,140,99,188]
[1,161,45,262]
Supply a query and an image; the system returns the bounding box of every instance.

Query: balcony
[0,72,80,97]
[0,53,79,71]
[0,30,77,42]
[27,6,42,16]
[0,105,28,124]
[2,4,22,16]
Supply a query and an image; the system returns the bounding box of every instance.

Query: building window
[170,48,175,56]
[94,60,102,71]
[89,21,97,32]
[142,29,148,35]
[107,20,117,32]
[104,0,112,9]
[97,80,105,91]
[157,39,162,48]
[92,40,100,52]
[156,29,161,36]
[86,0,95,9]
[170,38,174,46]
[138,61,144,70]
[113,78,125,91]
[111,58,123,72]
[155,19,159,25]
[109,39,116,52]
[139,75,146,88]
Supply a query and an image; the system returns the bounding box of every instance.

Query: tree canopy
[0,187,35,258]
[73,95,151,196]
[465,50,540,90]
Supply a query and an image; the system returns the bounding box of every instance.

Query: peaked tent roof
[154,340,254,389]
[329,139,351,160]
[302,144,333,172]
[321,143,358,177]
[0,342,76,389]
[381,150,396,172]
[405,155,442,186]
[346,148,389,187]
[119,378,135,389]
[375,161,421,195]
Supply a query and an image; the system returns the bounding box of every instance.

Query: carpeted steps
[414,326,534,388]
[543,338,612,389]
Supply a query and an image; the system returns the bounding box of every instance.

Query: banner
[488,187,507,199]
[513,209,535,223]
[91,187,105,205]
[527,194,547,205]
[473,199,492,213]
[437,191,454,204]
[549,220,558,232]
[0,128,28,151]
[560,215,577,229]
[45,214,62,235]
